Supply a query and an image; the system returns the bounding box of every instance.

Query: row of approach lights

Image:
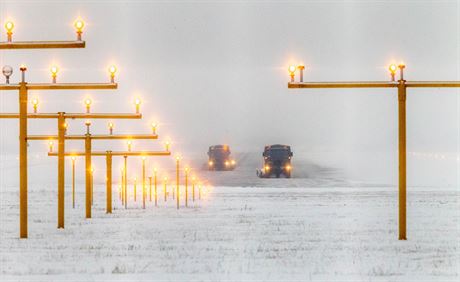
[48,137,169,153]
[114,159,208,211]
[4,19,85,42]
[288,63,404,82]
[2,64,117,84]
[26,95,141,115]
[3,19,114,83]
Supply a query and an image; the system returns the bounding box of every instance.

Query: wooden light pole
[287,63,460,240]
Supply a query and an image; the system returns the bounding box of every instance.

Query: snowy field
[1,181,458,281]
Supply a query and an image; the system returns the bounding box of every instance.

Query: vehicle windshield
[210,148,230,159]
[267,148,290,159]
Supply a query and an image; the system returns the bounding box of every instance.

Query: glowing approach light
[151,122,157,135]
[108,65,117,83]
[288,65,296,82]
[389,64,397,81]
[31,98,39,113]
[134,98,141,114]
[127,140,132,151]
[5,21,14,42]
[74,19,85,41]
[48,141,54,153]
[108,122,114,135]
[165,140,171,152]
[84,98,92,113]
[50,65,59,83]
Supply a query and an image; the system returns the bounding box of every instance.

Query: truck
[207,144,236,171]
[257,144,293,178]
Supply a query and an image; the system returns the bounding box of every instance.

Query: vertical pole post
[142,159,146,209]
[121,169,124,204]
[185,170,188,208]
[57,113,65,228]
[149,177,152,202]
[19,82,28,238]
[176,159,180,209]
[398,80,407,240]
[106,151,112,213]
[85,134,91,218]
[124,156,127,209]
[72,158,75,208]
[134,178,137,202]
[164,179,167,202]
[154,171,158,207]
[192,181,195,202]
[90,168,93,206]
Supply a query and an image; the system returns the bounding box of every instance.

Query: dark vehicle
[207,144,236,171]
[257,144,293,178]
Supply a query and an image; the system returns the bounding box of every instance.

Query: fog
[0,0,459,186]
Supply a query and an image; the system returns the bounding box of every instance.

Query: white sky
[0,0,459,185]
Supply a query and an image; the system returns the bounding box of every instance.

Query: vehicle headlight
[209,161,213,166]
[225,161,229,166]
[231,160,236,165]
[285,165,291,171]
[264,165,270,171]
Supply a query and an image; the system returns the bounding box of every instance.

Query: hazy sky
[0,0,458,185]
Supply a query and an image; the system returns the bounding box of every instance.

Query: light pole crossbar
[0,41,85,49]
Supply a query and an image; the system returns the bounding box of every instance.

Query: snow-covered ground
[1,181,458,281]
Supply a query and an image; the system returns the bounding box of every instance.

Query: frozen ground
[0,181,459,281]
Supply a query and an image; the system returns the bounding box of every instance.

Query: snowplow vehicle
[257,144,293,178]
[207,145,236,171]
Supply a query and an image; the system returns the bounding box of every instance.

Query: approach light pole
[0,112,142,225]
[287,62,460,240]
[153,168,158,206]
[176,155,180,209]
[184,166,189,207]
[163,176,168,202]
[0,19,120,238]
[142,157,146,209]
[29,131,159,217]
[71,156,76,208]
[48,150,171,213]
[192,176,196,202]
